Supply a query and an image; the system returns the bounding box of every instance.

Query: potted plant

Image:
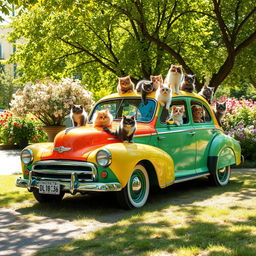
[10,78,94,141]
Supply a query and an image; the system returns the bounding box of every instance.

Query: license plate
[38,181,60,195]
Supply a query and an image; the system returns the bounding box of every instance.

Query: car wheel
[116,164,150,209]
[32,188,65,203]
[209,165,231,186]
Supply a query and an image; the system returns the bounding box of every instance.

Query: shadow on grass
[34,207,256,256]
[15,170,254,223]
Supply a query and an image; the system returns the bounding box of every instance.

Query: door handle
[188,132,196,135]
[157,136,167,140]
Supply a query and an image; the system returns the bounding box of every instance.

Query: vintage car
[16,91,241,209]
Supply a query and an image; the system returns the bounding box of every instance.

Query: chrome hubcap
[132,177,141,193]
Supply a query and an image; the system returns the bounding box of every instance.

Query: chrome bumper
[16,176,122,193]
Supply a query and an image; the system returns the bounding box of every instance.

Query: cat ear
[80,104,84,108]
[131,115,135,120]
[150,75,153,80]
[203,84,207,88]
[181,106,185,112]
[96,110,99,114]
[172,105,177,110]
[105,109,109,113]
[192,74,196,78]
[122,115,126,119]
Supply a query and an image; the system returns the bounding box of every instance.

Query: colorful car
[16,91,241,209]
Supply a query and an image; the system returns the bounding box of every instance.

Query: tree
[6,0,256,93]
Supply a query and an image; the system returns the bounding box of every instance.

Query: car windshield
[89,98,156,123]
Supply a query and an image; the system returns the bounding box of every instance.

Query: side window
[191,101,212,123]
[160,100,189,125]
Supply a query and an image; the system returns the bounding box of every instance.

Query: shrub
[10,78,94,126]
[218,96,256,161]
[0,110,47,148]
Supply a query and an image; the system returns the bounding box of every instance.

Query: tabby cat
[136,79,154,105]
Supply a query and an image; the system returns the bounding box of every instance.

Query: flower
[10,78,94,126]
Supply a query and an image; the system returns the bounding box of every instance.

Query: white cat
[165,64,183,94]
[155,83,172,110]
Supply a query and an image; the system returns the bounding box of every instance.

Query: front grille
[32,160,96,182]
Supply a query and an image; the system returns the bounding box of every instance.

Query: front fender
[21,143,53,174]
[87,143,174,188]
[208,134,241,171]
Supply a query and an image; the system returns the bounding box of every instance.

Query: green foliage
[5,0,256,92]
[0,72,22,108]
[0,110,47,147]
[221,97,256,161]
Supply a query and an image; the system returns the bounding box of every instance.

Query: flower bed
[0,110,47,148]
[217,96,256,161]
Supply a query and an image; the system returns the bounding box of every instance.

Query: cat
[181,74,196,93]
[155,83,172,110]
[164,64,183,94]
[150,74,163,91]
[136,79,154,105]
[169,105,185,126]
[198,84,214,104]
[117,75,135,94]
[192,105,204,123]
[92,109,113,127]
[215,101,226,126]
[70,104,87,127]
[103,115,137,143]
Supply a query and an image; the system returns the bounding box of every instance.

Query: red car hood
[40,123,156,161]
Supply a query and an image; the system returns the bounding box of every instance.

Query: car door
[190,99,217,174]
[156,98,197,179]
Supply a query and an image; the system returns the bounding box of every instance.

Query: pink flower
[8,138,13,142]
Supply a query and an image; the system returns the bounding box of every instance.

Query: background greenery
[0,0,254,98]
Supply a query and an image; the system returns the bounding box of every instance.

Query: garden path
[0,149,22,175]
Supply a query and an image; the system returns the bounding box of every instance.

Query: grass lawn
[1,169,256,256]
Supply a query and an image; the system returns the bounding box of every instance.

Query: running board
[174,172,210,184]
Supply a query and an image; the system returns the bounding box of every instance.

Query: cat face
[142,81,154,93]
[170,64,183,74]
[119,76,132,89]
[216,102,226,113]
[201,85,214,98]
[150,75,163,85]
[93,109,113,127]
[172,106,185,118]
[192,106,203,119]
[72,104,84,114]
[159,83,172,96]
[184,74,195,84]
[122,115,136,127]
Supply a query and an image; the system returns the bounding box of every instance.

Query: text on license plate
[39,181,60,195]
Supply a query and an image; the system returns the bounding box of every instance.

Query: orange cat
[117,76,135,94]
[192,105,204,123]
[92,109,113,127]
[150,74,163,91]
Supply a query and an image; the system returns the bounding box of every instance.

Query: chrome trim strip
[174,172,210,184]
[32,169,92,175]
[157,127,222,135]
[134,133,157,138]
[33,160,95,167]
[16,177,122,192]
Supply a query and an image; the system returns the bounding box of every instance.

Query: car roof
[100,91,209,104]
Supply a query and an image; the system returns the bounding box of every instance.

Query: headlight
[96,149,112,167]
[20,148,33,165]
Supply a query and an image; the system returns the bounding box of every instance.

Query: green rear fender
[208,134,241,171]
